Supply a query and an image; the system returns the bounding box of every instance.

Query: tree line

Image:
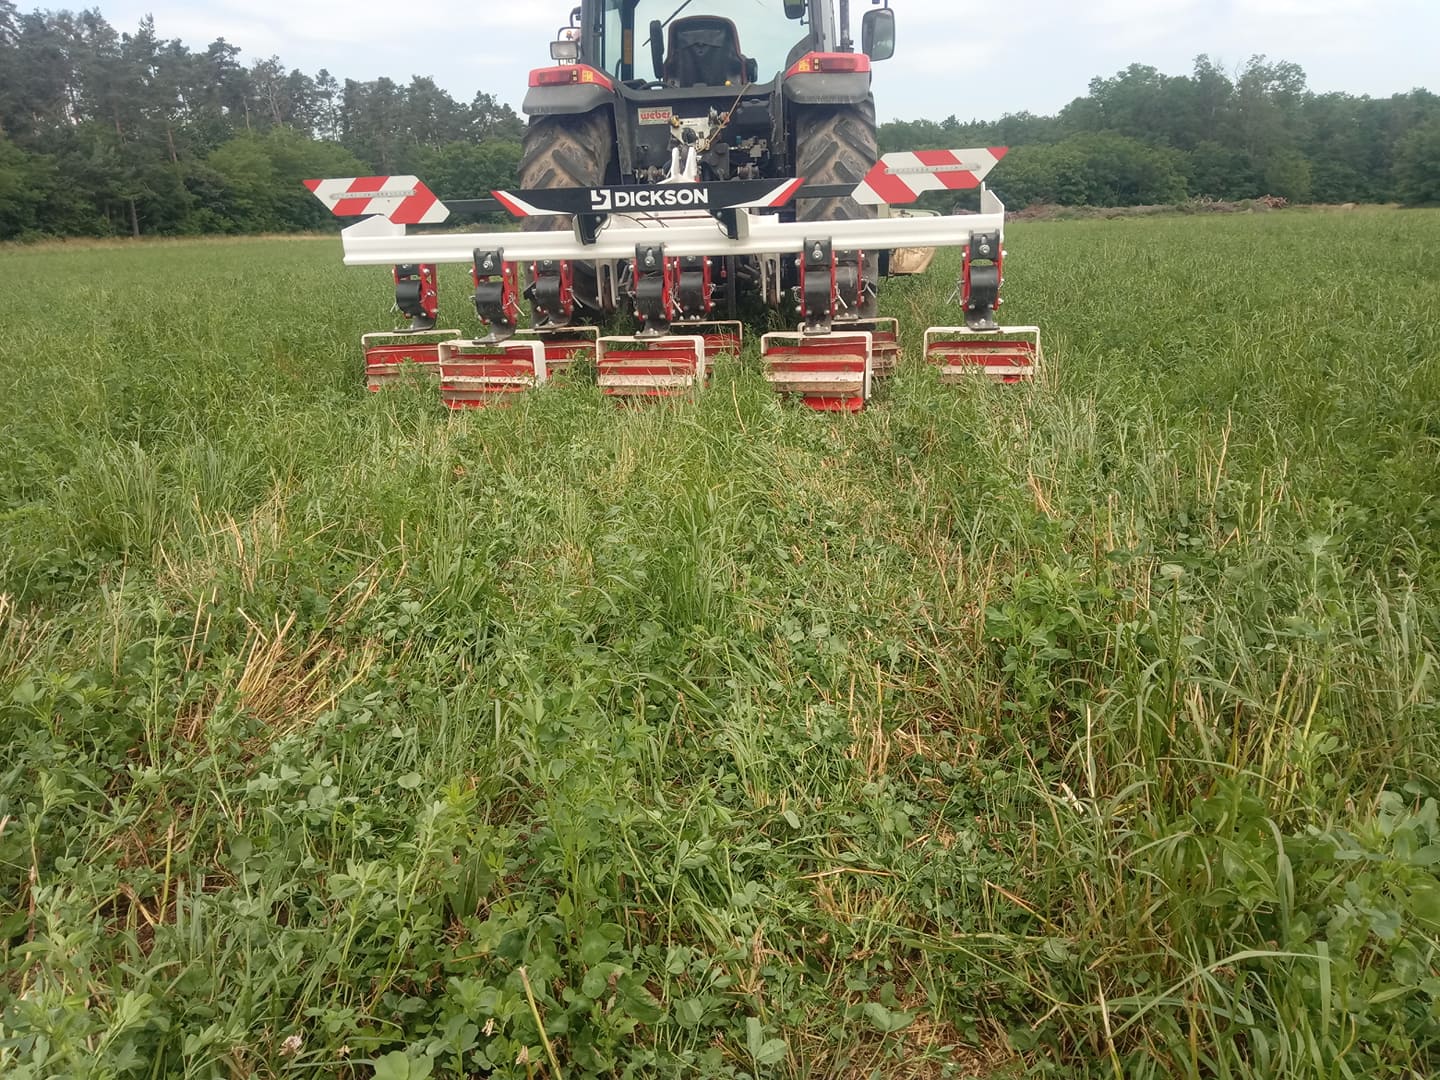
[884,57,1440,211]
[0,4,525,238]
[1,5,1437,240]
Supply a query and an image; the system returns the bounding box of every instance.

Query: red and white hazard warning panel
[303,176,451,225]
[851,148,1009,205]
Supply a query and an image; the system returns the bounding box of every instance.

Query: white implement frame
[339,188,1008,268]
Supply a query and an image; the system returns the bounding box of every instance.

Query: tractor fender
[782,72,872,106]
[522,84,617,117]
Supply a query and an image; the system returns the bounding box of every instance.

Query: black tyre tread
[517,112,614,233]
[793,99,879,223]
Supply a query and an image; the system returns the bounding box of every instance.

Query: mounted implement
[309,1,1040,409]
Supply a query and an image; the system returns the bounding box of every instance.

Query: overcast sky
[99,1,1434,121]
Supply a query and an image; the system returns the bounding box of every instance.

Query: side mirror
[783,0,806,19]
[861,9,896,62]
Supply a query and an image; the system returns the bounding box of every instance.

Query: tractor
[519,0,895,320]
[307,1,1041,411]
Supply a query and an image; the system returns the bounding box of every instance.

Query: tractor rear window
[600,1,807,84]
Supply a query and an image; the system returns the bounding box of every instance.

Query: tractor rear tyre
[792,100,881,316]
[793,99,880,223]
[517,111,616,313]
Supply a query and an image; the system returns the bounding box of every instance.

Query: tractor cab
[588,1,819,88]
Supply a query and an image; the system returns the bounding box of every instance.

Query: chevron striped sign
[851,148,1009,205]
[303,176,450,225]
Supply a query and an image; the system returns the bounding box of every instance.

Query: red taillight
[784,52,872,77]
[528,64,615,90]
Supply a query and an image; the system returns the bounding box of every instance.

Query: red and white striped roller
[851,148,1009,206]
[304,176,451,225]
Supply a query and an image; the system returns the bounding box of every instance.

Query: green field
[2,210,1438,1079]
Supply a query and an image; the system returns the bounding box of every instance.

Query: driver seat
[664,16,747,88]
